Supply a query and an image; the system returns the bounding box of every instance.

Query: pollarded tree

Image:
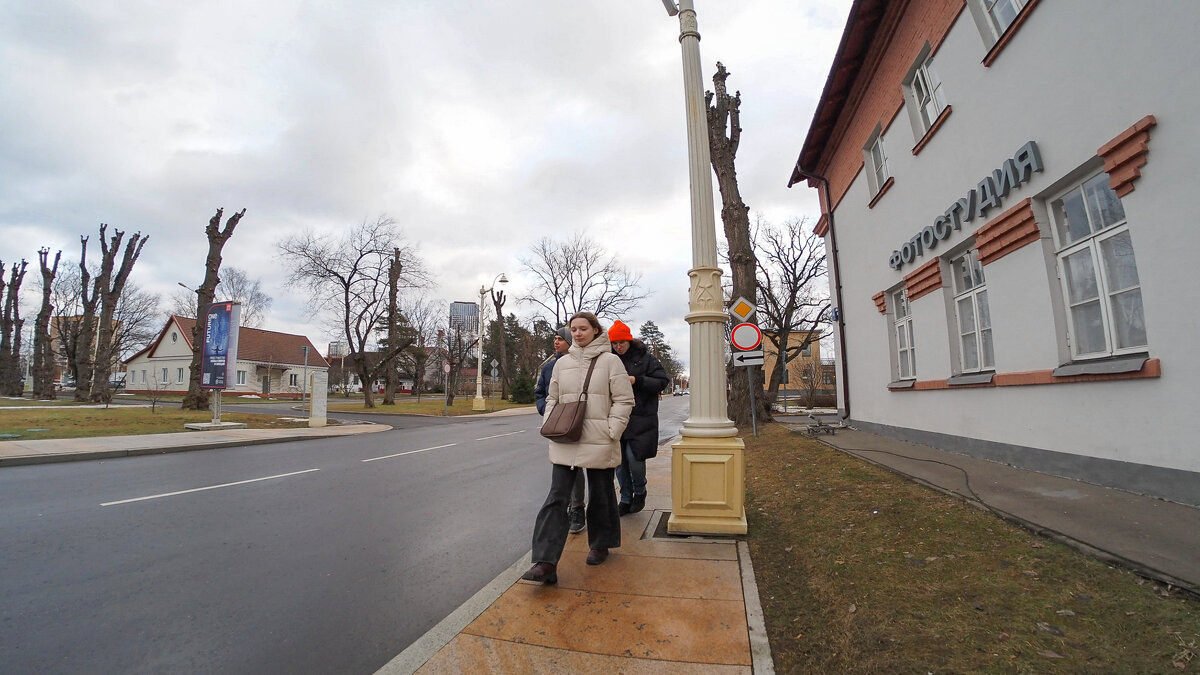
[168,266,272,328]
[0,259,29,396]
[90,227,148,403]
[182,208,246,410]
[33,249,61,399]
[706,61,768,427]
[278,215,429,409]
[519,233,648,325]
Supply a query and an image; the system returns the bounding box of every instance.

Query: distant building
[449,301,478,334]
[124,316,328,398]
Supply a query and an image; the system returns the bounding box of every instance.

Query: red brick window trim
[982,0,1043,68]
[872,291,887,314]
[1098,115,1157,197]
[890,358,1161,391]
[868,176,895,209]
[904,258,942,301]
[974,198,1039,265]
[912,105,953,156]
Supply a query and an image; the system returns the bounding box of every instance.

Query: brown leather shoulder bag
[539,357,597,442]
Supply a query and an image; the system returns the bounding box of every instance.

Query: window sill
[982,0,1042,67]
[1052,353,1148,377]
[947,371,994,386]
[868,177,895,209]
[912,106,953,156]
[887,379,916,390]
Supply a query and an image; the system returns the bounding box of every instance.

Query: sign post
[730,320,764,437]
[442,362,451,416]
[189,301,242,430]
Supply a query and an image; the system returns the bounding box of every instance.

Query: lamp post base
[471,396,486,412]
[668,433,747,535]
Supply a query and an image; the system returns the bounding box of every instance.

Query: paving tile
[463,586,751,666]
[546,550,742,601]
[418,633,751,674]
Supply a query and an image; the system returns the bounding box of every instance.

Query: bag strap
[578,357,598,400]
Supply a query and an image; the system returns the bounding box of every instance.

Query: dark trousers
[532,464,621,564]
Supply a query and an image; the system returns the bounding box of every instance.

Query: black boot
[630,492,646,514]
[618,501,631,516]
[520,562,557,584]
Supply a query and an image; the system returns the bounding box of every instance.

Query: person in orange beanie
[607,320,670,515]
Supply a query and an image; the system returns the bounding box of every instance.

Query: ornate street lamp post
[661,0,746,535]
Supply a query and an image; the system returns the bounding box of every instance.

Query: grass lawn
[0,407,308,440]
[0,397,97,407]
[327,395,532,416]
[743,422,1200,673]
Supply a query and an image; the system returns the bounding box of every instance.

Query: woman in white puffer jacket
[521,311,634,584]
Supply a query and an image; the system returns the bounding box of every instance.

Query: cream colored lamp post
[661,0,746,535]
[472,273,508,411]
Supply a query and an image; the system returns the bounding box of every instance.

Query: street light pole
[472,273,508,412]
[662,0,746,535]
[301,345,309,415]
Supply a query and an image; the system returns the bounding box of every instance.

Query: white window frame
[289,373,299,387]
[950,249,994,373]
[966,0,1028,49]
[892,289,916,380]
[1048,172,1147,359]
[161,367,169,383]
[176,367,185,384]
[904,52,947,140]
[237,370,247,385]
[863,125,890,198]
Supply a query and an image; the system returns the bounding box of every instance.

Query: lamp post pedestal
[666,0,746,536]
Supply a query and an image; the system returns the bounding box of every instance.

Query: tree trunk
[383,249,402,405]
[183,208,245,410]
[90,230,148,403]
[73,235,101,402]
[491,290,510,399]
[706,62,771,427]
[33,249,61,399]
[0,260,29,396]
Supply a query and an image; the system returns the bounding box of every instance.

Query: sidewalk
[378,440,772,674]
[0,422,392,467]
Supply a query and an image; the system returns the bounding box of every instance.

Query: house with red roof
[123,315,328,398]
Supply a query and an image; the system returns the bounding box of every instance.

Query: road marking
[100,469,321,507]
[475,430,526,441]
[362,443,457,463]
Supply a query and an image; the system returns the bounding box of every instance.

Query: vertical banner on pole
[200,302,241,390]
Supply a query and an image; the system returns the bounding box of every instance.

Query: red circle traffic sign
[731,322,762,351]
[442,363,452,374]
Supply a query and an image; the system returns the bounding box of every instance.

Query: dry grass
[744,422,1200,673]
[0,407,308,440]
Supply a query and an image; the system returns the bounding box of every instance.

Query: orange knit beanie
[608,320,633,342]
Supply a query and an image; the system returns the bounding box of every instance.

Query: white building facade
[790,0,1200,505]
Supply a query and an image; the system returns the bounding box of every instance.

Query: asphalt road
[0,397,689,674]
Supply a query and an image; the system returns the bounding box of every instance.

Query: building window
[141,370,147,384]
[986,0,1026,34]
[905,53,947,140]
[950,250,994,372]
[161,368,169,383]
[892,289,916,380]
[176,368,185,384]
[863,127,890,198]
[237,370,246,385]
[1050,172,1146,359]
[289,373,299,387]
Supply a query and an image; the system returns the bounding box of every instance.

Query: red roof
[126,315,329,369]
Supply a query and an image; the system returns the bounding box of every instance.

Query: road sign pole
[747,368,758,437]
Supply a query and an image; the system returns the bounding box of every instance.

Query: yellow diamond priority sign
[729,296,756,322]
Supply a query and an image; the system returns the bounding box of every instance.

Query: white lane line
[101,469,321,507]
[361,443,457,463]
[475,430,526,441]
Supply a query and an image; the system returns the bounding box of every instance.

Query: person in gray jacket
[521,312,634,584]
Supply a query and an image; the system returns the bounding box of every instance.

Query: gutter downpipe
[789,167,851,423]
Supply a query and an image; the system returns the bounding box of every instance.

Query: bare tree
[755,215,830,405]
[183,208,246,410]
[396,296,442,401]
[382,249,403,405]
[441,324,477,407]
[0,259,29,395]
[278,215,428,409]
[706,61,766,427]
[490,286,511,398]
[90,227,148,403]
[32,249,61,399]
[168,266,271,328]
[519,233,648,325]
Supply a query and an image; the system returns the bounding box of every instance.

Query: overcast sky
[0,0,851,371]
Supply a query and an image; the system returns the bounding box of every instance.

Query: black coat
[615,341,670,460]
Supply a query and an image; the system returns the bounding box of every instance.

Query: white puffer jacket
[543,331,635,468]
